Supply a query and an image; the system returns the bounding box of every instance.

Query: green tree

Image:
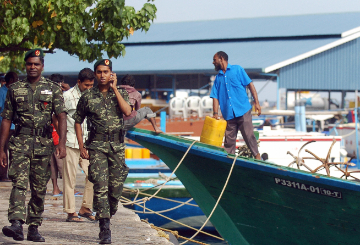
[0,0,156,73]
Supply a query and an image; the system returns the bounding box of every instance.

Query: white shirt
[63,84,88,149]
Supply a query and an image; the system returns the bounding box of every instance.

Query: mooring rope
[180,154,238,244]
[121,140,197,206]
[121,196,223,241]
[341,129,358,138]
[123,188,198,207]
[141,219,209,245]
[131,198,194,214]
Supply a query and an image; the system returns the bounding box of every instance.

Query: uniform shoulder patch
[9,79,27,89]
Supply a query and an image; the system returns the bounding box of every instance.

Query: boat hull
[127,128,360,245]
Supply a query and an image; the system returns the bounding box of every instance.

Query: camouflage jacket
[1,76,66,156]
[73,86,130,153]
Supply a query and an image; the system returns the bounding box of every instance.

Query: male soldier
[0,49,67,242]
[73,59,131,244]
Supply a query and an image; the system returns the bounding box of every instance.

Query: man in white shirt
[62,68,95,222]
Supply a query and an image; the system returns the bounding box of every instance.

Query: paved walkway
[0,169,172,244]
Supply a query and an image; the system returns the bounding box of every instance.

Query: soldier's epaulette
[9,80,20,88]
[116,86,127,93]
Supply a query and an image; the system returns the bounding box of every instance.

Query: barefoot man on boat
[210,51,261,160]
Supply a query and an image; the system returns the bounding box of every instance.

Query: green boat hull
[127,128,360,245]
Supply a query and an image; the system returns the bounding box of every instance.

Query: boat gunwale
[127,128,360,192]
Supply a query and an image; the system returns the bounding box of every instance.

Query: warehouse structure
[44,12,360,108]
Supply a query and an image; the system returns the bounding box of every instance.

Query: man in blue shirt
[210,51,261,160]
[0,72,17,181]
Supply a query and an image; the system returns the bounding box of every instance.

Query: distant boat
[127,128,360,245]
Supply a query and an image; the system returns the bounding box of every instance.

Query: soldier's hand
[109,72,117,89]
[80,147,89,160]
[0,150,7,167]
[55,144,67,159]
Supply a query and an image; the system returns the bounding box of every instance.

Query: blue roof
[123,12,360,43]
[41,12,360,75]
[44,38,339,75]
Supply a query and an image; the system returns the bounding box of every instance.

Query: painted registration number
[274,177,342,199]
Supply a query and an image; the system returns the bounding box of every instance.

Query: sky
[131,0,360,23]
[129,0,360,103]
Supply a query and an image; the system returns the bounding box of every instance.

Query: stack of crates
[125,148,151,159]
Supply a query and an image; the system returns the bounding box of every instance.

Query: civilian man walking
[62,68,95,222]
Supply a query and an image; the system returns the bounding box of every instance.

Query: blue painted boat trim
[129,169,173,173]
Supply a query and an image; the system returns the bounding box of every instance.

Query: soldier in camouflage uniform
[0,49,67,242]
[73,59,131,244]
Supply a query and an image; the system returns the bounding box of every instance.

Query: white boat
[329,123,360,159]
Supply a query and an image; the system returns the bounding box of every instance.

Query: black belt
[94,133,121,142]
[16,126,51,138]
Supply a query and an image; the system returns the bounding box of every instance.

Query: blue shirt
[210,64,252,120]
[0,85,15,129]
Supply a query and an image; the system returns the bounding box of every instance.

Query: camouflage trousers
[8,150,51,226]
[88,149,129,220]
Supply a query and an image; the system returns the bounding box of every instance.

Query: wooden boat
[126,128,360,245]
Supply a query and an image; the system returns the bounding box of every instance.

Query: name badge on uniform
[41,90,52,95]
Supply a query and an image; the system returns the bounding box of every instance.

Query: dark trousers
[8,151,51,225]
[224,109,259,157]
[88,149,129,220]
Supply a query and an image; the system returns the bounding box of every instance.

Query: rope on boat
[123,188,198,207]
[141,219,209,245]
[340,129,357,138]
[236,140,260,157]
[121,140,197,207]
[131,176,178,192]
[121,196,224,241]
[131,198,195,214]
[180,154,238,245]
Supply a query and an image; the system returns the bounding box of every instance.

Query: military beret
[24,48,44,61]
[94,59,112,71]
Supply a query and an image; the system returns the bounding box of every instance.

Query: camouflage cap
[24,48,44,61]
[94,59,112,71]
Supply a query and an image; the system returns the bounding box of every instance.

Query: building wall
[280,38,360,91]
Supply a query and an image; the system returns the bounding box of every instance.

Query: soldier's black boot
[2,220,24,241]
[27,225,45,242]
[99,218,111,244]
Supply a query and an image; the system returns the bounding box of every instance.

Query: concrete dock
[0,169,173,244]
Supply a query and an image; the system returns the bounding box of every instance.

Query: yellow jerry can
[125,148,132,159]
[200,116,227,147]
[142,148,151,159]
[132,148,142,159]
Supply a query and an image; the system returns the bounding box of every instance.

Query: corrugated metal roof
[123,12,360,43]
[43,38,339,75]
[280,38,360,90]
